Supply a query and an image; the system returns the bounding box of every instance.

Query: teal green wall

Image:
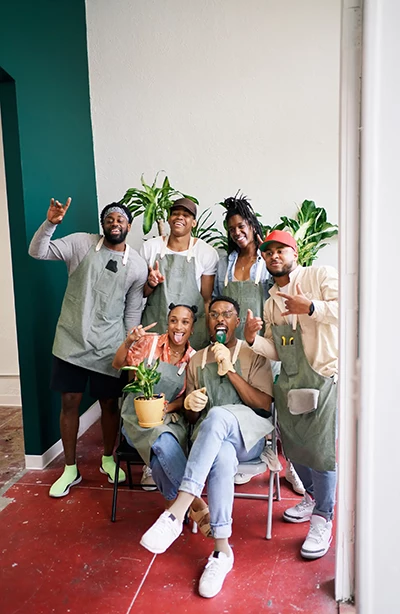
[0,1,98,455]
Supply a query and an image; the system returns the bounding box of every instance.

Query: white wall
[357,1,400,612]
[0,110,21,406]
[86,0,340,267]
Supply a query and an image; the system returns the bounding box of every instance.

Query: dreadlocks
[222,193,264,254]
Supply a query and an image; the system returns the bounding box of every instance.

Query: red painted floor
[0,421,338,614]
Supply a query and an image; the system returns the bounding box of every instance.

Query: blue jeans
[150,432,187,500]
[180,406,264,539]
[292,461,337,521]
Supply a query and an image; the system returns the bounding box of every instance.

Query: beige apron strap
[122,244,130,267]
[254,258,263,285]
[201,346,211,369]
[232,340,242,364]
[177,348,197,376]
[187,236,195,262]
[147,335,159,367]
[224,267,229,287]
[95,237,104,251]
[159,236,168,260]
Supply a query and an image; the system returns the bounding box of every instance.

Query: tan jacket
[252,265,338,377]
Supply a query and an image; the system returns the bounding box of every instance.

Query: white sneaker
[199,547,234,598]
[140,511,183,554]
[301,515,333,559]
[285,461,305,495]
[141,465,157,491]
[234,472,253,485]
[283,492,315,523]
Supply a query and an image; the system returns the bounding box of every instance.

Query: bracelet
[308,301,315,317]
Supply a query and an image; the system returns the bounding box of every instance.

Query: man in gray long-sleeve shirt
[29,197,147,497]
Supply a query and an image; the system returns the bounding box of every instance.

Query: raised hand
[244,308,263,346]
[276,283,312,316]
[184,387,208,412]
[211,343,235,376]
[47,197,72,225]
[256,233,268,263]
[147,261,165,288]
[125,322,157,346]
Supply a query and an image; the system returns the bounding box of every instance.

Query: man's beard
[103,228,129,244]
[267,262,296,278]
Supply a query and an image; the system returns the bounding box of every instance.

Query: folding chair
[111,415,157,522]
[233,404,281,539]
[191,404,281,540]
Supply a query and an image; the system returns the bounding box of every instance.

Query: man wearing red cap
[244,230,338,560]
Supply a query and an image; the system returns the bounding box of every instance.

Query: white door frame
[335,0,362,602]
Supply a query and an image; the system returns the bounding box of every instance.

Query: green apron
[121,335,190,465]
[141,237,208,350]
[222,259,265,339]
[192,341,274,450]
[53,237,130,377]
[272,323,337,472]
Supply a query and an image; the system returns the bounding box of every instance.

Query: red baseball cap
[259,230,297,252]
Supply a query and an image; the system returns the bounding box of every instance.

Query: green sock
[101,455,126,483]
[49,464,80,498]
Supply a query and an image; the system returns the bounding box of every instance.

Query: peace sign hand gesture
[147,261,165,288]
[276,283,312,316]
[47,197,72,225]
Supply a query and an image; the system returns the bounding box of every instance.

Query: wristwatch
[308,301,315,317]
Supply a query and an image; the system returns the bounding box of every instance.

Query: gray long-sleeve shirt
[29,220,148,333]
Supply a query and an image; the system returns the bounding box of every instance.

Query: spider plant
[120,172,198,236]
[122,359,162,400]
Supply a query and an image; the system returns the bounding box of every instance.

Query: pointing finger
[143,322,157,331]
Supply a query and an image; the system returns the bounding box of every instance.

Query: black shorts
[50,356,127,399]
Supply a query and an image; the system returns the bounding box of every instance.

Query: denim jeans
[180,406,265,539]
[292,461,337,521]
[150,432,187,500]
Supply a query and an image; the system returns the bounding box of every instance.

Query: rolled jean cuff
[179,477,204,498]
[211,520,232,539]
[313,510,333,522]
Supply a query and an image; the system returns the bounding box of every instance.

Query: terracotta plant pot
[134,394,165,428]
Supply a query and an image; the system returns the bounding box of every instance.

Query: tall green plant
[191,207,228,251]
[120,172,198,236]
[263,200,338,266]
[122,359,161,400]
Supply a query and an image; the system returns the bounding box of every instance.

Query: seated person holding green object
[113,303,209,527]
[139,296,274,599]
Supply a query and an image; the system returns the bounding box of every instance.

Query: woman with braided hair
[214,194,273,340]
[214,195,305,495]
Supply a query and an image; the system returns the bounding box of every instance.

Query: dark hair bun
[190,305,198,314]
[168,303,176,310]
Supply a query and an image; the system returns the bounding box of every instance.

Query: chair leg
[266,470,275,540]
[111,457,121,523]
[127,461,133,489]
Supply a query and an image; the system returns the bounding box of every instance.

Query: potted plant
[120,171,198,236]
[122,359,164,428]
[263,199,338,267]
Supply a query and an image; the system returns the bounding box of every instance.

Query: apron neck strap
[187,236,195,262]
[232,339,242,364]
[159,236,168,259]
[177,348,196,376]
[254,258,263,285]
[95,237,104,251]
[147,335,159,366]
[160,235,194,261]
[122,244,130,266]
[95,236,130,267]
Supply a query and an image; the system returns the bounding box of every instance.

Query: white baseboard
[25,401,101,470]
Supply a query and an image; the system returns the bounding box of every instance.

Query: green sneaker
[100,455,126,484]
[49,465,82,498]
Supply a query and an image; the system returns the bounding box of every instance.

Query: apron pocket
[287,388,320,415]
